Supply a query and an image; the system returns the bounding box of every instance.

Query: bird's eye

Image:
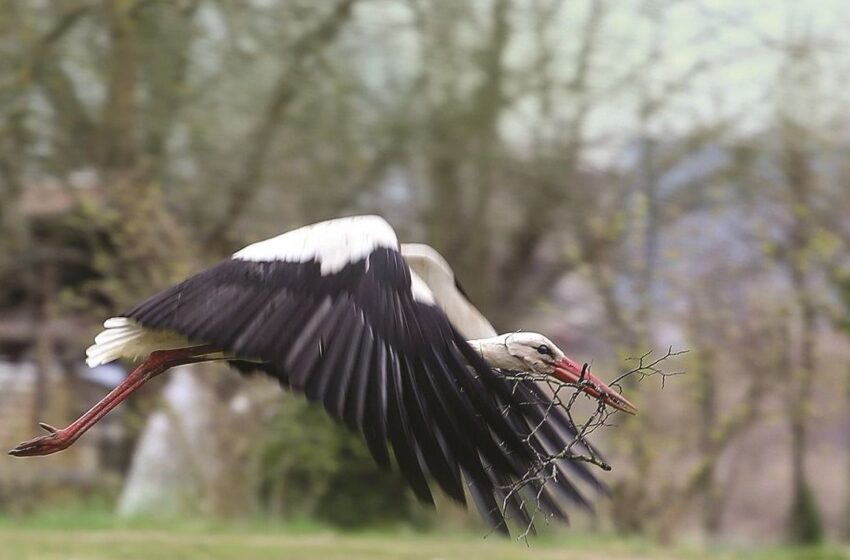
[536,344,552,356]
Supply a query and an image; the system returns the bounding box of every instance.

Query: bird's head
[498,332,638,415]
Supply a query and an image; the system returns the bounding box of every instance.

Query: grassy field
[0,510,847,560]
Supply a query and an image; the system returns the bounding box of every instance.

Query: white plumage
[233,214,398,275]
[86,317,194,368]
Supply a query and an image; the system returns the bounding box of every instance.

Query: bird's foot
[8,423,72,457]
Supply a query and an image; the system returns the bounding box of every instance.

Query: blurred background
[1,0,850,558]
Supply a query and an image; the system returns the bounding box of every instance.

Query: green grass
[0,508,847,560]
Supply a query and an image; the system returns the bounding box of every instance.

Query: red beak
[551,356,638,415]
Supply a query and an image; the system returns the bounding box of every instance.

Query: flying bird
[9,215,635,534]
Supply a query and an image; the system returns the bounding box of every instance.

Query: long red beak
[551,356,638,414]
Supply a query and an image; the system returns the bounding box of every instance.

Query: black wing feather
[311,307,363,408]
[399,355,465,503]
[464,466,509,536]
[384,348,433,505]
[360,339,391,470]
[341,326,374,430]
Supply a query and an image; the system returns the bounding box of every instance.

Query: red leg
[8,345,217,457]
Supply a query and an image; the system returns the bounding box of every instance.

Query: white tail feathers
[86,317,192,368]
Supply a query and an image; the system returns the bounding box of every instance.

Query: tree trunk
[697,344,722,536]
[845,365,850,539]
[781,118,823,544]
[787,289,822,543]
[101,0,138,173]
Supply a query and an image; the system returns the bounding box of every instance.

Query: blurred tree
[202,0,359,252]
[761,22,838,543]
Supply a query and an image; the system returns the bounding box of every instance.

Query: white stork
[9,215,635,534]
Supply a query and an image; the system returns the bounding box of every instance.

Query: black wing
[124,247,601,534]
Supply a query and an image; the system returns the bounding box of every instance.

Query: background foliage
[1,0,850,550]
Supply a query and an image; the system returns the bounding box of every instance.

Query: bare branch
[495,347,685,539]
[610,346,688,388]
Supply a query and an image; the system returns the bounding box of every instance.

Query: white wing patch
[86,317,193,367]
[233,215,399,275]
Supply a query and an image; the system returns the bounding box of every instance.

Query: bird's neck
[466,335,517,370]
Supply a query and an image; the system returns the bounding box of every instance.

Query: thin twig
[496,346,685,539]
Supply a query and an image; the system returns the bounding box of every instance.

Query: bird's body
[11,215,634,535]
